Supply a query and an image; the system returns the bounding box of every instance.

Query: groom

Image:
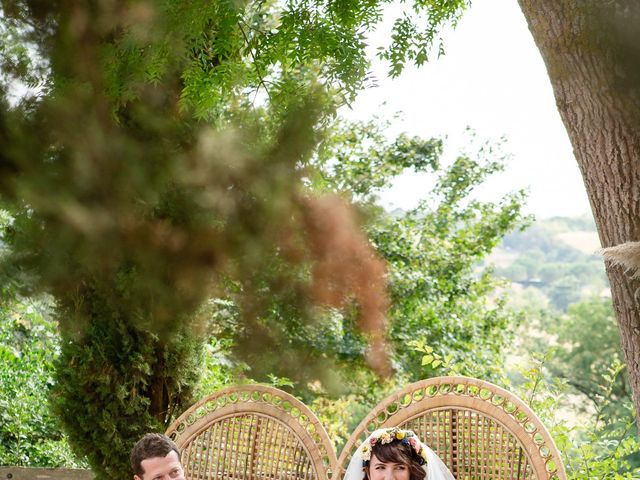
[131,433,185,480]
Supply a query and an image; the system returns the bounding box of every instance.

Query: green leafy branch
[409,339,461,376]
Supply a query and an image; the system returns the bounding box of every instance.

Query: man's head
[131,433,184,480]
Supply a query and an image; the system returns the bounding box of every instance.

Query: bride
[343,427,456,480]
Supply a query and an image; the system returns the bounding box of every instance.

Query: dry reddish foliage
[301,194,392,377]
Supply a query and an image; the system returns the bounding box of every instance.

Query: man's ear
[133,475,142,480]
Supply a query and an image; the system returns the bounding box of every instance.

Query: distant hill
[487,215,608,311]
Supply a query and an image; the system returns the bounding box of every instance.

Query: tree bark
[517,0,640,419]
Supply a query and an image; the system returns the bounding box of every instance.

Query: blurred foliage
[198,120,528,448]
[0,0,470,477]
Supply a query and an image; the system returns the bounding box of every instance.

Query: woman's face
[367,454,411,480]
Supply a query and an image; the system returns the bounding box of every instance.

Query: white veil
[343,428,456,480]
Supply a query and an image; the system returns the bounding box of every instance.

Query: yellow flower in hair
[361,444,371,461]
[420,448,428,462]
[395,431,406,440]
[380,432,392,444]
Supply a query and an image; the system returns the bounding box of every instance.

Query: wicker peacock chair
[336,376,567,480]
[165,384,338,479]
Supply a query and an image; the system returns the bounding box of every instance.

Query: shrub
[0,294,81,467]
[513,354,640,479]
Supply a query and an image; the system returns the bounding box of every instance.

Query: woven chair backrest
[165,384,338,480]
[336,376,567,480]
[166,377,567,480]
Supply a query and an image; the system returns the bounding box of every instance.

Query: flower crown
[359,428,428,466]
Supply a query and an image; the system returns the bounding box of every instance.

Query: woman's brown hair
[364,440,427,480]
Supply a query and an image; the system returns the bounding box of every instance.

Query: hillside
[487,215,608,311]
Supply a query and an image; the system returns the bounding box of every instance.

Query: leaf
[421,354,434,366]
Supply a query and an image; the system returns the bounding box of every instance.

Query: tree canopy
[2,0,640,477]
[0,1,479,477]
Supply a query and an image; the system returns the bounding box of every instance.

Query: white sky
[340,0,592,219]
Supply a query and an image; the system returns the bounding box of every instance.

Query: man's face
[134,450,185,480]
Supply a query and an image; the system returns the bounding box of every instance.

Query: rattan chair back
[336,376,567,480]
[167,377,567,480]
[166,384,338,480]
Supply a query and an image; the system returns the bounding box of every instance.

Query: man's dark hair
[130,433,181,477]
[364,440,426,480]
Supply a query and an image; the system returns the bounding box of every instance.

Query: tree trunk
[517,0,640,418]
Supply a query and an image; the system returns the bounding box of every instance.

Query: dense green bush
[0,292,80,467]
